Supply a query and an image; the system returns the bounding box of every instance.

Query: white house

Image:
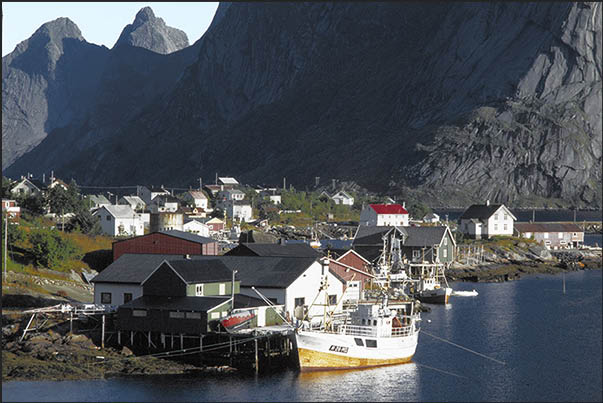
[217,189,245,207]
[119,195,146,211]
[182,190,209,209]
[10,177,44,197]
[148,194,180,213]
[226,201,253,222]
[94,205,144,236]
[359,203,409,227]
[331,191,354,206]
[183,218,211,237]
[91,254,344,319]
[260,189,281,205]
[459,201,516,239]
[423,213,440,223]
[138,186,170,205]
[88,194,111,210]
[236,257,344,323]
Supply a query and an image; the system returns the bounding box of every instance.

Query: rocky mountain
[3,3,601,208]
[114,7,189,54]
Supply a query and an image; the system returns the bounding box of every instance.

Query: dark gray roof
[120,295,231,311]
[221,256,319,288]
[91,254,180,283]
[166,259,233,283]
[514,223,583,233]
[459,204,503,220]
[232,294,274,309]
[403,226,448,247]
[225,243,321,257]
[92,253,318,289]
[353,226,407,245]
[159,230,216,244]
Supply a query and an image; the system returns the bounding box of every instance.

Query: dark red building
[112,230,219,261]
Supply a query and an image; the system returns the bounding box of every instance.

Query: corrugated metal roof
[167,260,233,283]
[370,204,408,215]
[159,230,216,244]
[102,205,137,218]
[188,190,208,199]
[226,243,322,257]
[460,204,510,220]
[515,223,583,233]
[353,226,407,245]
[92,254,318,289]
[403,226,448,247]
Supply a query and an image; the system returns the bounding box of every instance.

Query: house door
[475,224,482,239]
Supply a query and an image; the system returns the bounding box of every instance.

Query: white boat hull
[417,287,452,304]
[295,329,419,371]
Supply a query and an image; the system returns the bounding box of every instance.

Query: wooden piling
[117,330,121,345]
[101,314,105,349]
[254,333,259,373]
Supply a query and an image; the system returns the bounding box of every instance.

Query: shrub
[29,229,81,269]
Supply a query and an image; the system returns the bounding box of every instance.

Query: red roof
[369,204,408,215]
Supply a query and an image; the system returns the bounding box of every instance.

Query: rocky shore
[448,244,601,282]
[1,311,237,383]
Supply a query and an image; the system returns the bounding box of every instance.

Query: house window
[504,224,508,231]
[504,214,508,220]
[210,312,220,319]
[544,233,549,239]
[412,250,421,260]
[444,238,448,246]
[494,214,499,220]
[558,233,563,239]
[295,297,305,307]
[328,295,337,305]
[196,284,204,296]
[101,292,112,304]
[221,311,228,317]
[494,224,498,231]
[443,249,447,259]
[366,339,377,348]
[106,215,111,221]
[123,293,133,303]
[132,309,147,317]
[186,312,201,319]
[219,283,226,295]
[169,311,185,319]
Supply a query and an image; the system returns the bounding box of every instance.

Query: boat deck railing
[337,323,414,338]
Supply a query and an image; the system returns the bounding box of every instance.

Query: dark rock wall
[2,3,601,207]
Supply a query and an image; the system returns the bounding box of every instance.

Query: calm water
[3,271,602,402]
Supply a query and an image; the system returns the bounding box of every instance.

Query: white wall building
[226,201,253,222]
[359,204,409,227]
[459,201,516,239]
[183,219,211,237]
[119,195,146,211]
[94,205,144,237]
[182,190,209,209]
[331,191,354,206]
[138,186,170,205]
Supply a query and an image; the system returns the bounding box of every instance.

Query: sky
[2,2,220,57]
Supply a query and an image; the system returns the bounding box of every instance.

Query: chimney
[402,201,406,208]
[42,173,46,183]
[486,200,490,206]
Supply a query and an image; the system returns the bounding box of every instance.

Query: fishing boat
[295,294,420,371]
[451,289,478,297]
[294,252,420,371]
[408,262,452,304]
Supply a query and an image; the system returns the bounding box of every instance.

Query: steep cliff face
[1,18,109,168]
[114,7,189,54]
[3,8,200,172]
[3,3,601,207]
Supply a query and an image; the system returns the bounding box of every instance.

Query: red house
[328,250,374,302]
[112,230,219,261]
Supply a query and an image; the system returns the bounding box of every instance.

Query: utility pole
[4,212,8,280]
[230,270,237,313]
[283,177,286,190]
[199,177,202,190]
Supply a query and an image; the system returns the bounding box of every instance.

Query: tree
[29,228,81,269]
[1,176,14,198]
[17,193,47,216]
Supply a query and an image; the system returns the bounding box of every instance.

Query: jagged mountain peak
[133,6,156,25]
[113,6,189,54]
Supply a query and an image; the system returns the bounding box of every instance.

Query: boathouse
[514,223,584,249]
[112,230,219,261]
